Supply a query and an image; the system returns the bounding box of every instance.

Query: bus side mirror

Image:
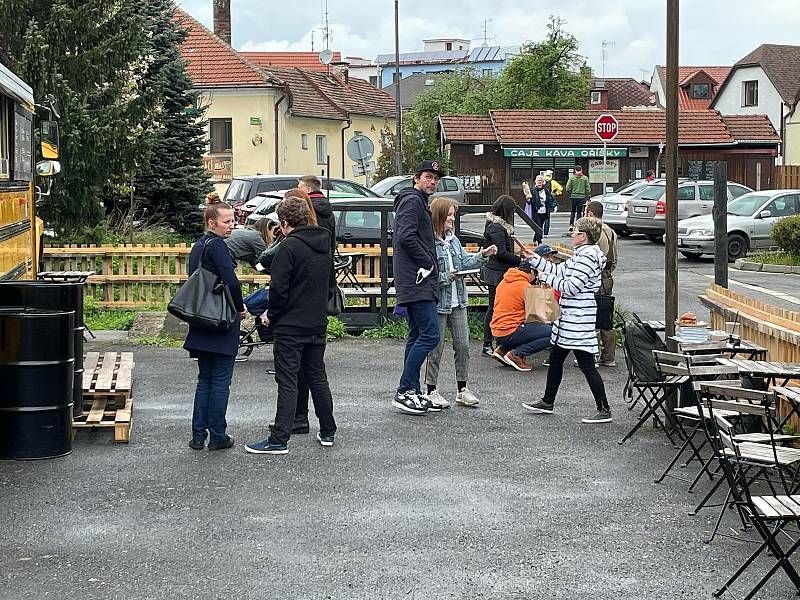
[41,120,60,159]
[36,160,61,177]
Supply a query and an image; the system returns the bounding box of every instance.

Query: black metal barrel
[0,282,85,417]
[0,308,75,460]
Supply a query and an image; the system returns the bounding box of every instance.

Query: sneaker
[418,393,441,413]
[207,435,234,450]
[455,387,480,407]
[542,358,550,367]
[317,432,335,447]
[481,344,494,357]
[269,421,310,435]
[503,351,532,372]
[491,347,506,365]
[244,438,288,455]
[522,400,554,414]
[427,389,450,409]
[391,390,427,415]
[581,409,613,424]
[189,437,205,450]
[599,361,617,368]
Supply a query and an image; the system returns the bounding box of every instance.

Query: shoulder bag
[168,238,238,331]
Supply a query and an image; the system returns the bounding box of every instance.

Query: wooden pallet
[73,397,133,443]
[83,351,134,408]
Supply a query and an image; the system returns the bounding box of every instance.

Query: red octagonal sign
[595,114,619,141]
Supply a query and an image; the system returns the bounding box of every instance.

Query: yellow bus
[0,60,59,280]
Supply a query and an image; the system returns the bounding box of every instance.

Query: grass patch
[132,335,184,348]
[327,317,347,341]
[83,296,137,330]
[747,250,800,266]
[362,318,410,339]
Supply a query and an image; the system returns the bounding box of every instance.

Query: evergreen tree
[126,0,212,236]
[0,0,152,235]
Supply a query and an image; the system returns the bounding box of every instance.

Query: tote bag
[595,294,615,330]
[168,238,238,331]
[327,285,346,316]
[524,285,560,324]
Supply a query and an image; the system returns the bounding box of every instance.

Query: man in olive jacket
[566,165,591,226]
[391,160,442,415]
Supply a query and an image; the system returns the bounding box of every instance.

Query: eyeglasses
[571,229,586,236]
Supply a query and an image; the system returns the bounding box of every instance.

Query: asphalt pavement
[1,336,797,599]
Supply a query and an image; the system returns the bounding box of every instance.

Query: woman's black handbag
[168,238,238,331]
[327,285,345,316]
[595,294,615,330]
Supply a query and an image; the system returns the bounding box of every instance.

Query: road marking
[702,274,800,306]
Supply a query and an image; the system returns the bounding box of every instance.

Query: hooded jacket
[490,268,532,338]
[308,191,337,256]
[392,186,438,305]
[267,225,335,336]
[481,213,521,286]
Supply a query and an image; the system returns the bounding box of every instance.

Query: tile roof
[263,66,396,120]
[733,44,800,104]
[440,110,779,146]
[656,66,732,110]
[382,73,436,108]
[439,114,497,143]
[722,114,780,143]
[242,51,342,73]
[590,78,657,109]
[174,8,278,89]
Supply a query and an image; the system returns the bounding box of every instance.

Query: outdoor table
[773,386,800,431]
[37,270,96,283]
[335,252,367,292]
[716,358,800,388]
[673,339,767,360]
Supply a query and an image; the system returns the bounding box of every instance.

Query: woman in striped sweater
[521,217,612,424]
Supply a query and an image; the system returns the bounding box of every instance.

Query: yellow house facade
[785,108,800,166]
[177,9,396,195]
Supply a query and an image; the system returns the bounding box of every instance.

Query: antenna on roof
[638,68,649,83]
[480,18,495,48]
[321,0,331,51]
[601,40,616,79]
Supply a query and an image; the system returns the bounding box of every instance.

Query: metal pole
[379,206,389,320]
[713,161,728,288]
[602,140,607,198]
[393,0,402,175]
[664,0,679,350]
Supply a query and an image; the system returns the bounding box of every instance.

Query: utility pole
[665,0,679,350]
[713,162,729,288]
[394,0,402,175]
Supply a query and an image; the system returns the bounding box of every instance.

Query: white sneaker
[456,387,480,407]
[427,389,450,409]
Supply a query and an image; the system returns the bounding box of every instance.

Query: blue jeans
[398,300,440,392]
[192,351,236,444]
[496,322,552,357]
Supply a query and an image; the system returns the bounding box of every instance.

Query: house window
[743,80,758,106]
[692,83,709,99]
[301,133,308,150]
[445,42,452,51]
[590,91,602,105]
[209,118,232,153]
[369,75,378,87]
[316,135,327,165]
[482,68,493,77]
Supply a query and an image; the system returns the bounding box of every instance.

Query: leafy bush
[326,317,347,341]
[772,215,800,254]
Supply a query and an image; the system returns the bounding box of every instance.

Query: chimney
[331,61,350,84]
[213,0,231,45]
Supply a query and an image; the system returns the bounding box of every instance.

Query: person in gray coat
[521,217,612,424]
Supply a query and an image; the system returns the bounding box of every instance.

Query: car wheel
[645,234,663,243]
[727,233,748,262]
[681,252,703,260]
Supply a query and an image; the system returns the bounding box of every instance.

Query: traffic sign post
[595,114,619,198]
[347,134,375,185]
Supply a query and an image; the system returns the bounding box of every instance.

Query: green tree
[0,0,152,235]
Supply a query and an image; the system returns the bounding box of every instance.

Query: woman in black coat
[481,195,532,356]
[184,197,247,451]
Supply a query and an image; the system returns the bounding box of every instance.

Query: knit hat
[574,217,602,245]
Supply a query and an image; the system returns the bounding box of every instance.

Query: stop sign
[595,114,619,141]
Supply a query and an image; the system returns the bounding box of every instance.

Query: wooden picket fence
[776,165,800,189]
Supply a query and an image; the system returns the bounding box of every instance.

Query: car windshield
[636,185,666,201]
[223,180,251,203]
[727,194,770,216]
[371,177,404,195]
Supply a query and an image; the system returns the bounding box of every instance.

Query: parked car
[677,189,800,261]
[371,174,466,204]
[224,174,380,224]
[626,180,752,242]
[596,179,651,236]
[243,193,283,226]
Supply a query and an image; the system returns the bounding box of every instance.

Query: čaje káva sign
[503,147,628,158]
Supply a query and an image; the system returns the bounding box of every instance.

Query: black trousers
[543,344,608,411]
[532,212,548,243]
[482,284,498,345]
[270,333,336,444]
[569,197,586,225]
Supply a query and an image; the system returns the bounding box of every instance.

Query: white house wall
[713,65,783,131]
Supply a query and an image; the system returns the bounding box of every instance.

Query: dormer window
[692,83,709,99]
[445,42,452,51]
[590,91,602,105]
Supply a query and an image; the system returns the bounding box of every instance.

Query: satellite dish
[319,49,334,65]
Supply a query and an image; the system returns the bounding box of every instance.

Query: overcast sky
[176,0,799,80]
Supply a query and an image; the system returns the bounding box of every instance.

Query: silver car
[597,180,650,235]
[677,189,800,261]
[372,174,466,204]
[626,180,752,243]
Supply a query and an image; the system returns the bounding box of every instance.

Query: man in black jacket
[299,175,336,255]
[245,196,337,455]
[391,160,442,415]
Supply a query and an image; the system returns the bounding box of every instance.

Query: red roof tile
[242,51,342,73]
[657,66,732,110]
[439,115,497,143]
[175,8,279,89]
[722,114,780,143]
[590,78,657,109]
